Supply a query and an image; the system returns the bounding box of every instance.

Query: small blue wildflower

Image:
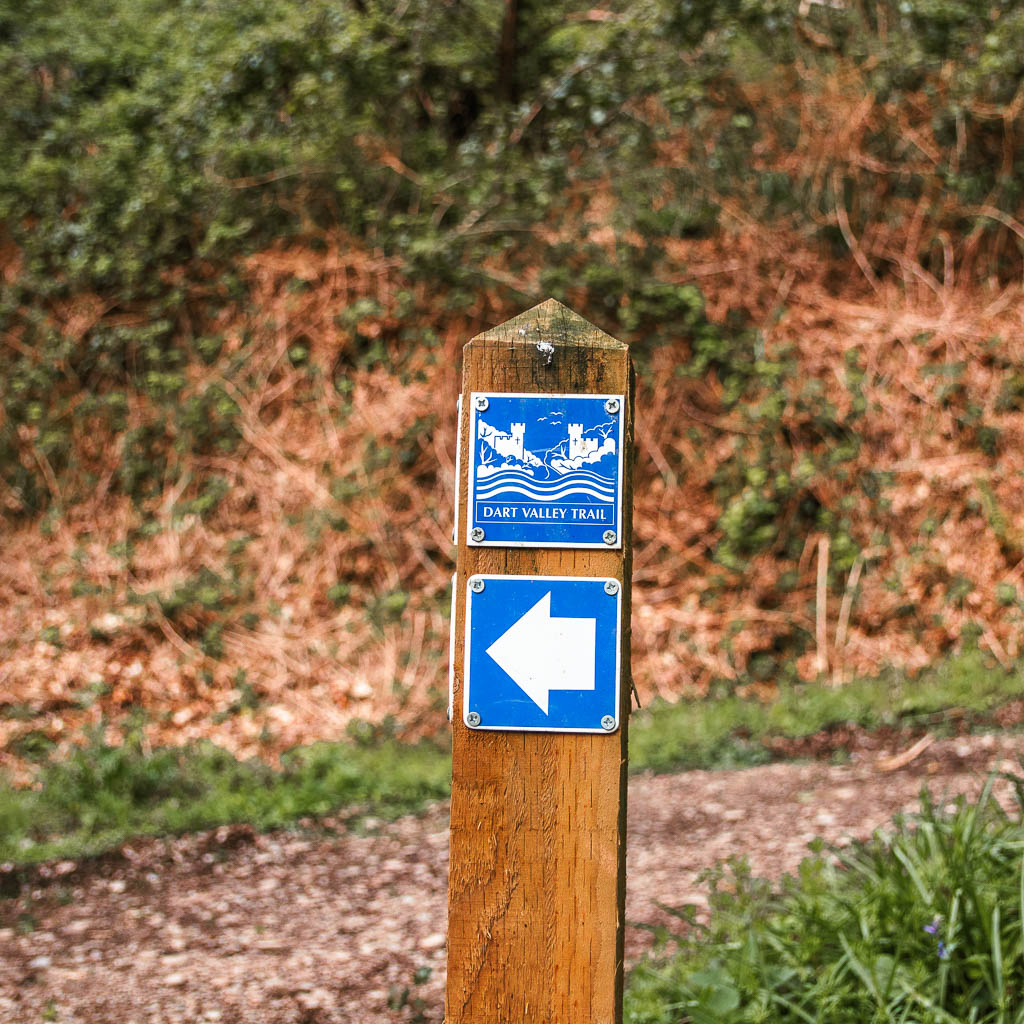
[924,918,949,958]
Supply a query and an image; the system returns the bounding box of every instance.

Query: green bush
[626,775,1024,1023]
[0,0,779,304]
[703,353,868,576]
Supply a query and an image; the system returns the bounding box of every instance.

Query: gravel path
[1,733,1020,1023]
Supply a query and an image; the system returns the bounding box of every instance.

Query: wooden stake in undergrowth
[446,299,634,1023]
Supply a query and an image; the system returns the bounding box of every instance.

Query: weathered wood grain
[446,299,634,1024]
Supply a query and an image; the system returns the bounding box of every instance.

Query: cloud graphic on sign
[551,437,615,473]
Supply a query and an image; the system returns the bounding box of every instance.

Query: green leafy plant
[626,773,1024,1023]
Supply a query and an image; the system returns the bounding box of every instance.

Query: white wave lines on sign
[475,467,614,504]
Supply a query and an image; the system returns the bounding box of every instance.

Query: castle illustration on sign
[567,424,606,461]
[478,418,615,476]
[487,422,527,462]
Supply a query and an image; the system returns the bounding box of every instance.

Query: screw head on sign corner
[604,398,620,415]
[470,577,485,593]
[470,527,485,543]
[604,579,619,596]
[602,530,617,545]
[601,715,616,731]
[467,712,482,728]
[474,396,489,412]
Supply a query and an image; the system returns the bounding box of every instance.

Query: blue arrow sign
[467,392,624,549]
[464,575,621,733]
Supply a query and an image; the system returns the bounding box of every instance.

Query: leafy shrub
[626,774,1024,1023]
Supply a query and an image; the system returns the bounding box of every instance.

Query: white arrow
[485,592,596,714]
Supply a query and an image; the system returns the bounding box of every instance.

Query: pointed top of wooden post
[468,298,627,351]
[465,299,627,394]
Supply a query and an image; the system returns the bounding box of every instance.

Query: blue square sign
[468,392,623,549]
[464,575,622,734]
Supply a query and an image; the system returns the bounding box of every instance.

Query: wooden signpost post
[446,299,634,1023]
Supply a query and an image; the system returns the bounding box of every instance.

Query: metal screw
[467,712,482,727]
[604,398,620,414]
[601,715,616,731]
[470,527,485,542]
[470,577,485,592]
[604,579,619,596]
[602,530,617,545]
[474,396,489,412]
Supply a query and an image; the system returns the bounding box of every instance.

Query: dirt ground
[1,732,1021,1024]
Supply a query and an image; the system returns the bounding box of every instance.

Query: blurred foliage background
[2,0,1024,773]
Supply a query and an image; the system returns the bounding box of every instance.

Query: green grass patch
[624,774,1024,1023]
[0,735,451,865]
[630,649,1024,774]
[2,651,1023,867]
